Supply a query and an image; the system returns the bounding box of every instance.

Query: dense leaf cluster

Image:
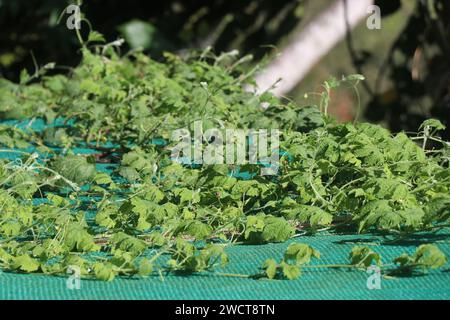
[0,44,448,280]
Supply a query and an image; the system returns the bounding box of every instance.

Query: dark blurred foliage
[0,0,303,81]
[0,0,75,80]
[1,0,449,138]
[365,0,450,139]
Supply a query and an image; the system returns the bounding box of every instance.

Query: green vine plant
[256,243,448,281]
[0,26,448,281]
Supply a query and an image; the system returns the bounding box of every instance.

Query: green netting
[1,119,449,300]
[0,230,449,300]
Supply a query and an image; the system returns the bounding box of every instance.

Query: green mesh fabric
[0,231,449,300]
[0,119,449,300]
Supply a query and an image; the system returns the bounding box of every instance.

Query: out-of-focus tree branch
[253,0,374,96]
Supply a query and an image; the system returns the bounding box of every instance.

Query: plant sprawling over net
[0,43,448,281]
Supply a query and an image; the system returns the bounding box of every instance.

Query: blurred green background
[0,0,448,138]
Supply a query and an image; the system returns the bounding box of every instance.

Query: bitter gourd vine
[0,38,448,281]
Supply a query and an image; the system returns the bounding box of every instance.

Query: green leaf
[349,246,381,267]
[343,74,365,82]
[94,172,114,185]
[112,232,148,256]
[412,244,447,269]
[51,155,96,185]
[1,221,22,237]
[87,31,106,43]
[295,205,333,228]
[12,254,40,272]
[119,166,140,181]
[280,261,301,280]
[420,119,446,131]
[47,194,70,207]
[95,205,117,229]
[261,216,295,243]
[64,223,101,252]
[138,258,153,277]
[177,220,212,240]
[263,259,278,279]
[93,262,116,281]
[143,185,165,203]
[244,215,294,244]
[19,69,31,85]
[284,243,320,265]
[393,245,447,275]
[176,188,200,204]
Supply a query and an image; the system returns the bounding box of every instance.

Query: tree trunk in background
[253,0,374,96]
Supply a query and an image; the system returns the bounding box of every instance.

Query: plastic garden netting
[0,230,449,300]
